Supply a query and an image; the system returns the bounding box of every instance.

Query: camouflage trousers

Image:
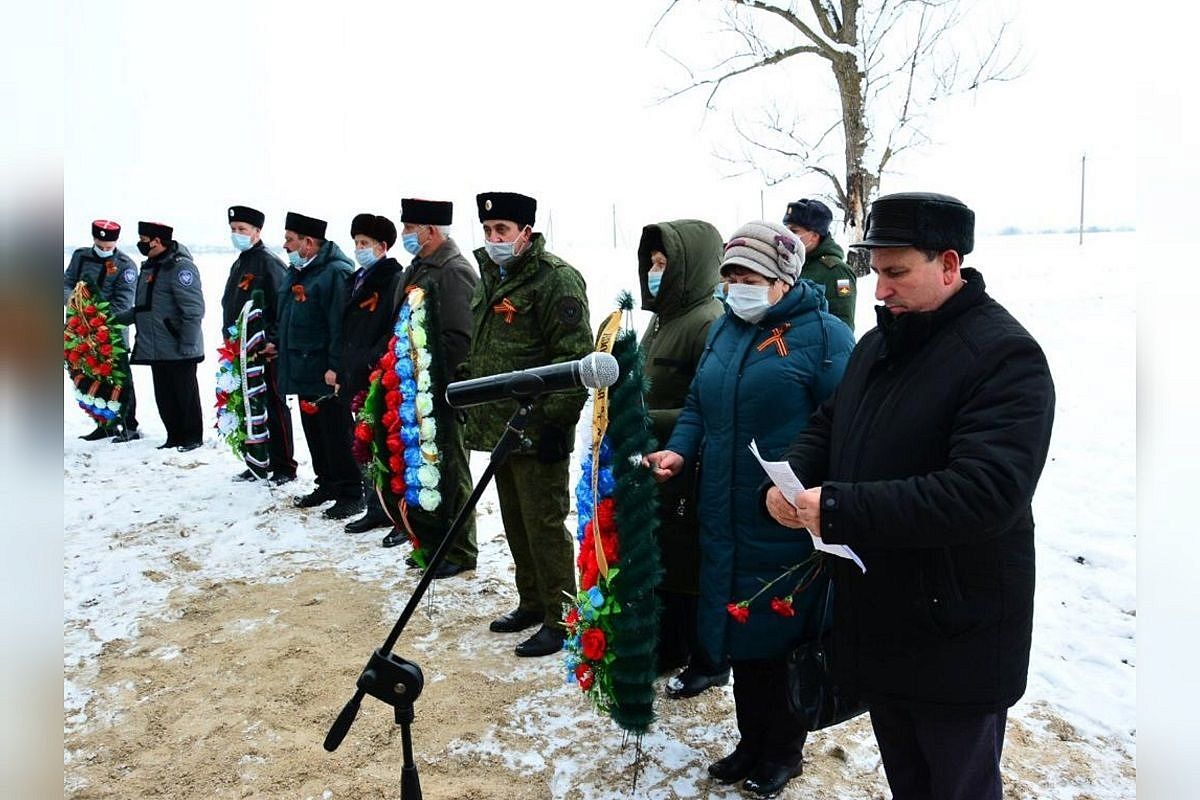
[494,454,577,630]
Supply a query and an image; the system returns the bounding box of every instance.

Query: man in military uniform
[63,219,141,441]
[390,197,480,576]
[222,205,296,484]
[783,198,857,331]
[277,211,363,520]
[116,222,206,451]
[464,191,592,656]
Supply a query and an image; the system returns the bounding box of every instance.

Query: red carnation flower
[354,421,373,443]
[88,316,104,328]
[770,596,796,617]
[95,328,110,343]
[99,344,113,356]
[726,602,750,624]
[67,352,80,364]
[382,409,400,431]
[84,304,97,316]
[389,455,403,473]
[387,434,403,453]
[595,498,616,531]
[380,350,397,371]
[390,475,406,495]
[581,628,606,661]
[97,363,113,376]
[382,370,400,390]
[385,391,401,411]
[575,663,594,691]
[350,389,367,415]
[85,355,98,368]
[299,400,320,415]
[565,607,580,627]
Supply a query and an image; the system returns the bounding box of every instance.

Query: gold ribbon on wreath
[589,309,623,579]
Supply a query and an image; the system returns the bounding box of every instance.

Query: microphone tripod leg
[396,702,422,800]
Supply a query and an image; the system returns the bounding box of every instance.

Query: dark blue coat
[276,240,354,396]
[666,280,854,662]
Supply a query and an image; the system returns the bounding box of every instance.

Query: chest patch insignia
[177,270,195,287]
[238,273,255,291]
[557,296,583,327]
[755,323,792,357]
[105,261,117,275]
[359,291,379,312]
[836,278,852,297]
[493,297,518,324]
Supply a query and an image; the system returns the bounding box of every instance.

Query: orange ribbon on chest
[492,297,518,324]
[755,323,791,357]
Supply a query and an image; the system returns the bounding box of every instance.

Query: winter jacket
[63,246,138,312]
[120,242,205,364]
[666,281,855,662]
[220,242,288,342]
[276,240,355,396]
[401,237,479,385]
[801,235,857,331]
[463,234,592,458]
[340,256,404,401]
[783,268,1055,713]
[637,219,725,594]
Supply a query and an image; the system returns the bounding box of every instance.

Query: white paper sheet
[749,439,866,573]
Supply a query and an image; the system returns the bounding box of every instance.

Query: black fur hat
[350,213,397,249]
[855,192,974,255]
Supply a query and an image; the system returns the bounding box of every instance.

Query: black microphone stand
[323,399,537,800]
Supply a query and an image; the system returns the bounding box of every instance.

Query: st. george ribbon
[445,351,619,408]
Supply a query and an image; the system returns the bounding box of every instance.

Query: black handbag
[785,574,867,731]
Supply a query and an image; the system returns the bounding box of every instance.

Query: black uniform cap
[228,205,265,228]
[476,192,536,228]
[284,212,327,240]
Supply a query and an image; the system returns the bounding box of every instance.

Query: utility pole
[547,208,554,249]
[760,189,764,219]
[1079,154,1086,245]
[612,203,617,249]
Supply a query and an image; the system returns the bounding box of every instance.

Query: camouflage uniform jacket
[463,233,592,454]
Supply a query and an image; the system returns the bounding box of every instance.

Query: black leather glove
[536,425,571,464]
[163,317,180,339]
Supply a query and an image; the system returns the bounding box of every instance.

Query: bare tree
[654,0,1022,254]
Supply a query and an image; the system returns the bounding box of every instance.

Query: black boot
[79,426,111,441]
[294,487,335,508]
[707,746,758,785]
[381,528,406,548]
[666,665,731,699]
[323,495,365,520]
[742,760,803,798]
[489,607,541,633]
[111,427,142,443]
[344,511,391,533]
[514,625,566,657]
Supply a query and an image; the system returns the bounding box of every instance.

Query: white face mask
[726,283,772,323]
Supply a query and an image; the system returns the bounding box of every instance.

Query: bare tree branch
[647,0,682,45]
[729,0,841,58]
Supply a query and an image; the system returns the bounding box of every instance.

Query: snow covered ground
[63,231,1135,798]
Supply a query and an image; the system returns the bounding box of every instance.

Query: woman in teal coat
[645,220,854,798]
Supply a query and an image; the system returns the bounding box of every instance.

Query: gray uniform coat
[63,246,138,311]
[119,242,206,364]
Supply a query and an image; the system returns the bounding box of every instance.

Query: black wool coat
[784,268,1056,713]
[340,256,404,401]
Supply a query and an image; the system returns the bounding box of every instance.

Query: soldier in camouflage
[783,198,858,331]
[463,191,591,657]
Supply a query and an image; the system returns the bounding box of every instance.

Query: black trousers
[298,393,361,499]
[120,374,138,431]
[657,590,728,676]
[263,360,296,477]
[869,704,1007,800]
[730,657,808,768]
[149,361,202,445]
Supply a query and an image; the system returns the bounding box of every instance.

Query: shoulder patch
[123,268,137,284]
[820,255,840,268]
[177,269,195,287]
[557,296,584,327]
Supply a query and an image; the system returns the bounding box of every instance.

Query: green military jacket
[801,235,856,331]
[463,234,592,454]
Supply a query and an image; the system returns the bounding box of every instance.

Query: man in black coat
[766,192,1055,800]
[340,212,405,532]
[222,205,296,484]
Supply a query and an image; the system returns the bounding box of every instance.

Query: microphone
[446,352,619,409]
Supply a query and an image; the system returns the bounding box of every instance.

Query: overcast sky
[56,0,1133,249]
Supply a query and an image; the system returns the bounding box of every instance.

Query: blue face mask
[231,232,253,252]
[402,232,422,256]
[485,240,516,267]
[647,270,664,297]
[287,249,303,268]
[354,247,380,268]
[93,245,115,259]
[713,281,727,301]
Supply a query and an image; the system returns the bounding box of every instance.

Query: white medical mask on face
[94,245,115,258]
[354,247,380,268]
[647,269,664,297]
[725,283,773,323]
[287,249,303,268]
[485,240,516,266]
[231,232,253,251]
